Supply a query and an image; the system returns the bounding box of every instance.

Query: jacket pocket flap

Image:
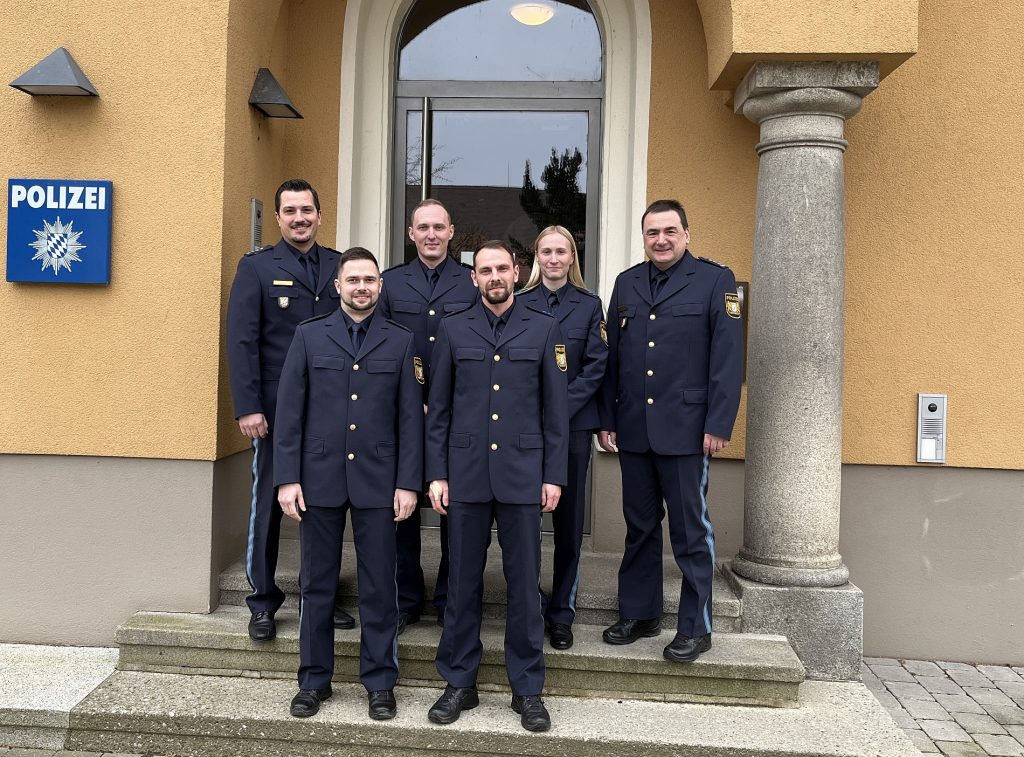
[509,348,539,361]
[449,433,471,448]
[455,347,485,361]
[518,433,544,449]
[393,300,422,314]
[304,436,325,454]
[376,441,396,457]
[673,303,704,316]
[367,359,397,373]
[269,286,296,297]
[618,304,636,317]
[445,301,471,312]
[312,355,346,371]
[683,389,708,404]
[568,328,587,339]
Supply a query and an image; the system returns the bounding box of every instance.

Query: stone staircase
[61,536,917,755]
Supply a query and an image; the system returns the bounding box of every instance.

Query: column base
[731,554,850,587]
[725,563,863,681]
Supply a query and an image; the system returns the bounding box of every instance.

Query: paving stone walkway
[863,658,1024,755]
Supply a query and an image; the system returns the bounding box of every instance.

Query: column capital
[734,61,880,115]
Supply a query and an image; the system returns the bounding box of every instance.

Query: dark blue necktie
[350,322,364,354]
[493,317,505,343]
[547,290,559,315]
[301,253,319,290]
[652,272,668,300]
[428,268,440,294]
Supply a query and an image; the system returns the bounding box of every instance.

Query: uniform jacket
[227,240,341,424]
[378,257,477,392]
[517,283,608,431]
[273,309,423,509]
[599,251,743,455]
[426,299,569,504]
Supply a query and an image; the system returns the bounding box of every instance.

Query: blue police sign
[6,179,113,284]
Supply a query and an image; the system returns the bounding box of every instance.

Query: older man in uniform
[378,199,477,632]
[598,199,743,663]
[275,247,423,720]
[227,179,354,641]
[425,240,568,732]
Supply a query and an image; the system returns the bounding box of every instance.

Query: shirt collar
[284,241,318,264]
[339,308,374,332]
[542,281,570,303]
[418,256,447,280]
[483,298,515,327]
[650,254,684,283]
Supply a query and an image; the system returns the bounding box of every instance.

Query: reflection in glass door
[394,99,601,289]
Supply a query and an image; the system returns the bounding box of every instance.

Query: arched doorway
[391,0,603,288]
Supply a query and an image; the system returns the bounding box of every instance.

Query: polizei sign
[6,179,113,284]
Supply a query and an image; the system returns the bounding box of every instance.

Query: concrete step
[67,671,917,757]
[117,605,802,708]
[219,536,743,633]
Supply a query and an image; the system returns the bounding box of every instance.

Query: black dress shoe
[398,611,420,636]
[427,685,479,725]
[602,617,661,645]
[333,605,356,630]
[367,689,398,720]
[548,623,574,650]
[248,611,276,641]
[290,686,332,718]
[511,694,551,732]
[663,633,712,662]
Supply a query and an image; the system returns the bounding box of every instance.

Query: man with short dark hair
[275,247,423,720]
[425,241,568,732]
[378,199,477,632]
[598,199,743,664]
[227,179,354,642]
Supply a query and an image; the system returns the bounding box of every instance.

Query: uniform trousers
[395,495,450,617]
[544,430,592,626]
[436,500,545,696]
[616,451,715,638]
[246,435,286,615]
[298,504,399,691]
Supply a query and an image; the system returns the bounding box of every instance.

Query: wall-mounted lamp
[510,3,555,26]
[9,47,98,96]
[248,68,302,119]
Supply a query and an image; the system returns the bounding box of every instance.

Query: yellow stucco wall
[215,0,346,460]
[649,0,1023,470]
[696,0,918,89]
[0,4,230,460]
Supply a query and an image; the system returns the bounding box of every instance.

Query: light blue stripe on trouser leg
[697,453,715,635]
[245,437,260,592]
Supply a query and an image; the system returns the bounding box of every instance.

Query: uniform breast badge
[555,344,567,372]
[273,279,294,310]
[725,292,741,319]
[414,356,425,384]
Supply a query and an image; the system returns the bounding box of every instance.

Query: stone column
[727,62,879,680]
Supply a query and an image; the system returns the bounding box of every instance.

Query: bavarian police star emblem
[725,292,741,319]
[555,344,567,372]
[29,216,85,275]
[414,356,425,385]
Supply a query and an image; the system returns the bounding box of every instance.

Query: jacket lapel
[355,313,388,360]
[323,310,356,358]
[495,302,529,349]
[272,241,313,293]
[631,265,654,306]
[429,258,464,303]
[466,300,497,346]
[654,252,695,305]
[403,264,432,302]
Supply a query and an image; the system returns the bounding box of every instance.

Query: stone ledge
[67,671,917,757]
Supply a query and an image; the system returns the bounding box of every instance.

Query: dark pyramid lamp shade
[10,47,98,96]
[248,67,302,119]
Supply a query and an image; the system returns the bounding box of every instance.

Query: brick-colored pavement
[863,659,1024,755]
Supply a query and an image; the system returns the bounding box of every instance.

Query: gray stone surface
[985,705,1024,726]
[934,743,986,756]
[902,699,953,721]
[978,667,1024,684]
[950,711,1006,735]
[939,663,979,672]
[935,694,986,714]
[996,682,1024,705]
[921,677,966,696]
[724,567,863,681]
[116,606,803,707]
[887,681,936,702]
[734,61,880,110]
[905,661,947,678]
[874,666,916,683]
[920,720,972,742]
[971,733,1023,756]
[66,671,917,757]
[1006,724,1024,742]
[906,728,939,752]
[949,670,996,689]
[219,539,743,632]
[967,688,1016,707]
[0,644,117,751]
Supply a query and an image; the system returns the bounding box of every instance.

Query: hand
[238,413,268,439]
[703,433,729,455]
[393,488,417,521]
[427,480,449,515]
[598,430,617,453]
[541,483,561,512]
[278,483,305,522]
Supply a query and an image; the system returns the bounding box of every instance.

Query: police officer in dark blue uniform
[378,199,477,632]
[226,179,354,641]
[598,199,743,663]
[424,241,568,732]
[275,247,423,720]
[517,225,608,651]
